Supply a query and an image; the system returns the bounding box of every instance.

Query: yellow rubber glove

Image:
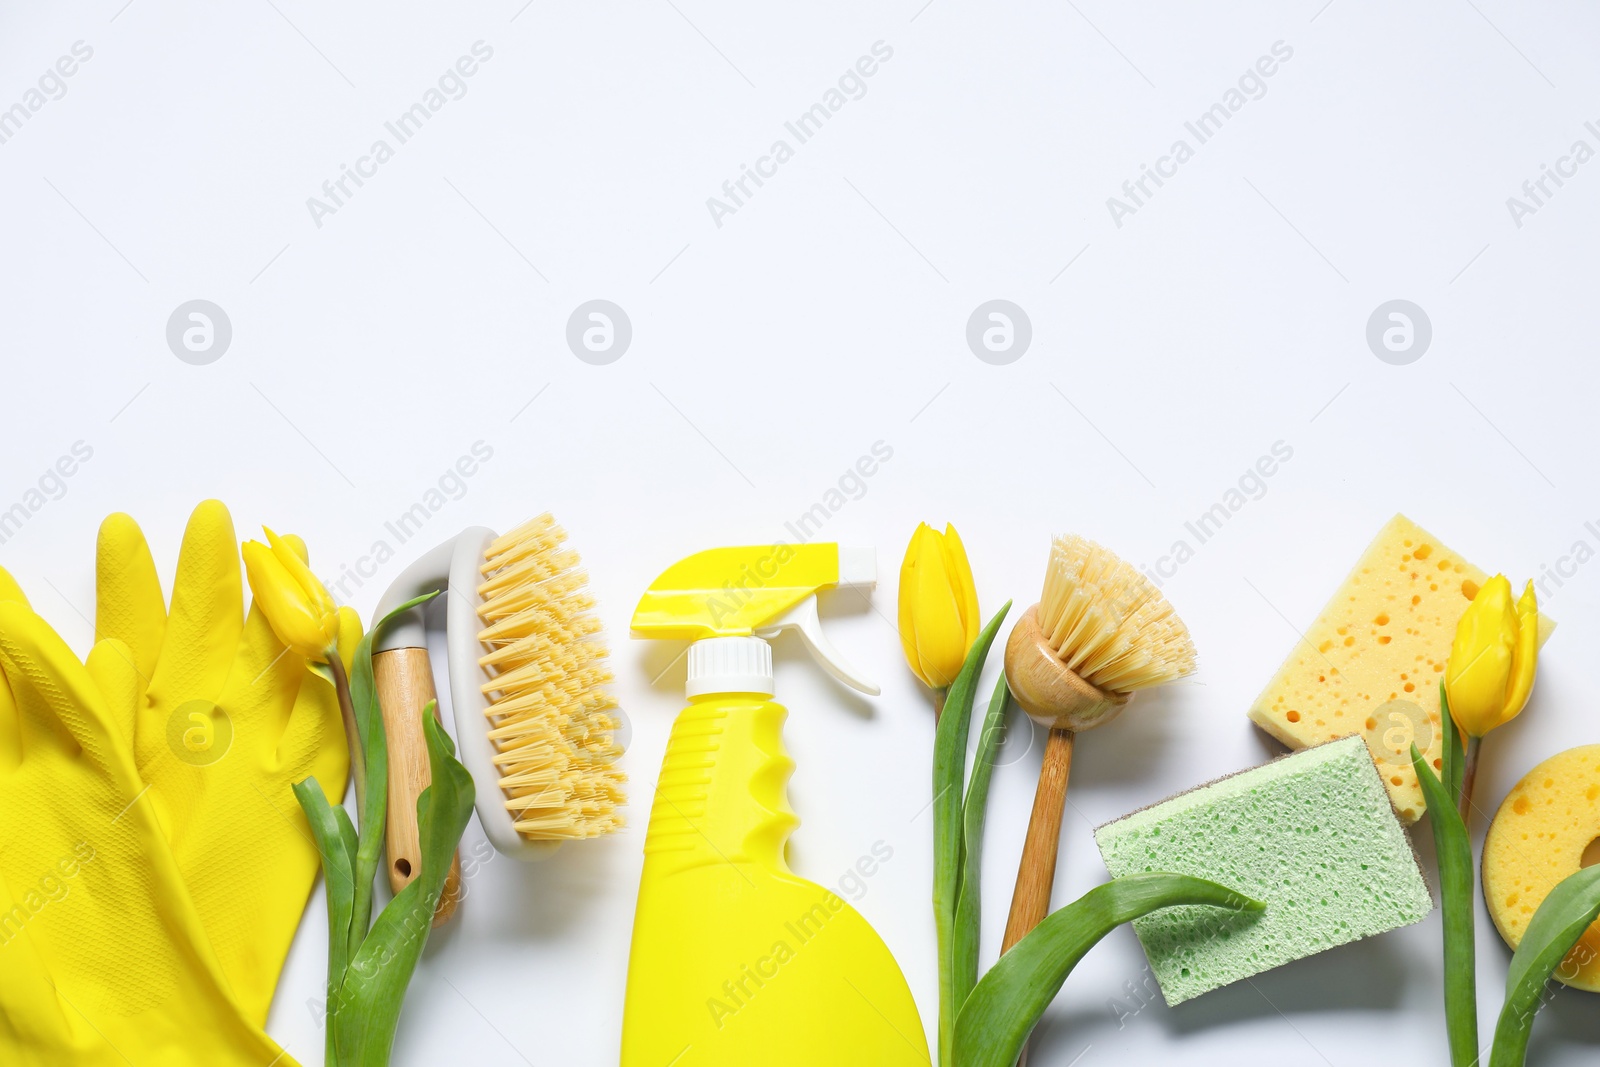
[0,598,296,1066]
[92,501,351,1025]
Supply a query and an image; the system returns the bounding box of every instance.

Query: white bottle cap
[686,636,775,698]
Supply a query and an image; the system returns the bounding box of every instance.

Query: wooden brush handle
[373,647,464,927]
[1003,727,1076,953]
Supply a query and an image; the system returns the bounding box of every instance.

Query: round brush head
[1007,534,1196,730]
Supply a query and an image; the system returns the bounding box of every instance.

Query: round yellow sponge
[1483,744,1600,992]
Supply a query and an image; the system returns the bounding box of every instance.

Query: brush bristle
[476,514,626,840]
[1036,534,1196,693]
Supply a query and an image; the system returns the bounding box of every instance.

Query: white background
[3,1,1599,1064]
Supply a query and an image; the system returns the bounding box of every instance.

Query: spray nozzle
[632,543,879,696]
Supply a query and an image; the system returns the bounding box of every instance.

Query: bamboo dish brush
[1001,534,1196,955]
[373,514,627,925]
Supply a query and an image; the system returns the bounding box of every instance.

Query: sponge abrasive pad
[1094,736,1433,1005]
[1483,744,1600,992]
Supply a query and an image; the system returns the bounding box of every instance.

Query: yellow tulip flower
[898,522,980,691]
[242,527,346,665]
[1446,575,1539,739]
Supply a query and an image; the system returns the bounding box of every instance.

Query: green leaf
[954,873,1263,1067]
[293,776,358,1066]
[347,592,438,956]
[1489,865,1600,1067]
[932,601,1010,1067]
[331,703,476,1067]
[1413,742,1479,1067]
[953,674,1012,1015]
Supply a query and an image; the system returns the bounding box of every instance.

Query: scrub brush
[1001,534,1196,953]
[373,514,626,924]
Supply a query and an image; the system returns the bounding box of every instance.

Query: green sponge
[1093,735,1432,1005]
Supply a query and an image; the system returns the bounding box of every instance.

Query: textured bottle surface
[620,694,928,1066]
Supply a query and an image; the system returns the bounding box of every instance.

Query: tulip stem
[1457,735,1482,824]
[328,654,365,819]
[933,687,947,724]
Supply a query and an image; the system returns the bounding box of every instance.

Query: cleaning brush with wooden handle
[1002,534,1196,955]
[372,515,626,925]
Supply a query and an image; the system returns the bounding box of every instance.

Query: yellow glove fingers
[94,512,166,686]
[0,556,303,1066]
[226,603,307,745]
[87,653,167,879]
[188,614,338,1027]
[85,640,141,753]
[0,654,18,773]
[0,565,31,608]
[275,663,348,794]
[0,603,124,776]
[0,871,71,1042]
[0,569,32,771]
[148,500,242,706]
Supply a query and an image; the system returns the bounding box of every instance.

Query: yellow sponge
[1483,745,1600,992]
[1248,515,1493,822]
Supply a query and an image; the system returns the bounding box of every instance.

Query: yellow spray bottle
[621,542,929,1066]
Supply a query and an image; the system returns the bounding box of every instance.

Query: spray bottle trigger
[754,595,879,696]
